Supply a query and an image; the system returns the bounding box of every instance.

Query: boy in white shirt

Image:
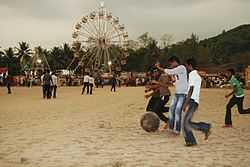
[156,56,188,135]
[182,58,211,146]
[51,72,58,98]
[82,73,90,95]
[89,75,95,95]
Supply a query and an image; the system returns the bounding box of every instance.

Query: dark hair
[168,56,180,64]
[227,68,235,75]
[186,58,197,69]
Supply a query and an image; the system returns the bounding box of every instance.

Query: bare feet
[159,123,168,132]
[169,131,180,137]
[222,124,233,128]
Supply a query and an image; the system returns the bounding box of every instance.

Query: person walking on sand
[111,75,117,92]
[41,72,46,98]
[5,74,12,94]
[145,69,172,130]
[82,73,90,95]
[156,56,188,135]
[223,69,250,128]
[89,75,95,95]
[43,70,53,99]
[182,58,211,147]
[51,72,58,98]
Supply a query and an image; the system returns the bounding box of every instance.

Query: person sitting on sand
[145,68,172,130]
[223,68,250,128]
[182,58,211,146]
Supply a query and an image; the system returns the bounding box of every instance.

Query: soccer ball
[140,112,160,132]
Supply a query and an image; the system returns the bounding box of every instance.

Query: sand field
[0,87,250,167]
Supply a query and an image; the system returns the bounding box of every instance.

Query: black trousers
[42,85,46,98]
[146,95,170,123]
[225,95,250,125]
[82,82,89,94]
[111,84,116,92]
[52,85,57,98]
[89,84,93,95]
[44,84,51,99]
[7,83,11,94]
[96,81,99,88]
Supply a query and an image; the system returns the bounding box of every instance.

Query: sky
[0,0,250,49]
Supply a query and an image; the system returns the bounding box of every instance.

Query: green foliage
[0,24,249,75]
[2,48,21,76]
[16,41,32,71]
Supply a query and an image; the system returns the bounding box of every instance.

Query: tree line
[1,24,250,75]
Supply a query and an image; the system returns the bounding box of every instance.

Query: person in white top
[82,73,90,95]
[88,75,95,95]
[41,73,45,98]
[182,58,211,146]
[51,72,58,98]
[156,56,188,135]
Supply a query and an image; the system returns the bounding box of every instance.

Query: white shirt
[41,75,44,85]
[83,75,90,83]
[164,65,188,94]
[188,70,202,104]
[89,77,95,84]
[52,75,58,86]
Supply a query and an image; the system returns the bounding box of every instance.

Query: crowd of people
[81,73,121,95]
[144,56,250,146]
[1,56,249,147]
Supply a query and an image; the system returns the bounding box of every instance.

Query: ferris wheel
[68,2,129,73]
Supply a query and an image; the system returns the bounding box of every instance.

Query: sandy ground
[0,86,250,167]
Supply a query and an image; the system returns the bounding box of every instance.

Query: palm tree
[50,46,63,70]
[62,43,74,68]
[16,42,32,70]
[31,46,50,71]
[3,47,21,75]
[4,47,15,59]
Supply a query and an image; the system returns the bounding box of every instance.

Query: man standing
[111,75,117,92]
[89,75,95,95]
[82,73,90,95]
[156,56,188,135]
[43,70,53,99]
[41,72,45,98]
[51,72,58,98]
[6,74,12,94]
[224,69,250,128]
[182,58,211,146]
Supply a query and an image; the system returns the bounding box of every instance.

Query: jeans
[169,94,186,133]
[146,96,170,123]
[52,85,57,98]
[44,84,51,99]
[183,100,210,145]
[111,84,116,92]
[82,82,89,94]
[42,85,46,98]
[7,83,11,94]
[89,84,93,94]
[225,96,250,125]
